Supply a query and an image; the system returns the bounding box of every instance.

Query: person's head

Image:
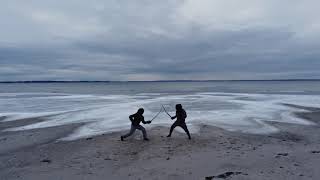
[175,104,183,111]
[137,108,144,115]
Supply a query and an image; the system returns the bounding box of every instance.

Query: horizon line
[1,79,320,83]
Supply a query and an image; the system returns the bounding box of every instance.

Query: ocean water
[0,81,320,140]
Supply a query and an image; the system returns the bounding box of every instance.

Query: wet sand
[0,106,320,180]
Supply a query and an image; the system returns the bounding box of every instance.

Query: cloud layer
[1,0,320,81]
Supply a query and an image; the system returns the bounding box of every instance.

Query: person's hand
[147,121,152,124]
[171,117,175,120]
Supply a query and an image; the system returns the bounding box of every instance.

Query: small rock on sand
[41,159,52,163]
[205,171,244,179]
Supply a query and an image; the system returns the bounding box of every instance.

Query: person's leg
[180,123,191,140]
[136,125,148,140]
[121,125,136,140]
[167,122,178,137]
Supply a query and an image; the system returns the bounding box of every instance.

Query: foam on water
[1,92,319,141]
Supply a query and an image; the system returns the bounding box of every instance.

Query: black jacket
[172,109,187,123]
[129,113,147,126]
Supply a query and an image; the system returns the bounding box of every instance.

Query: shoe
[121,136,124,141]
[144,138,150,141]
[167,135,171,137]
[188,137,191,140]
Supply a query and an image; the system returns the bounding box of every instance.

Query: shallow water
[0,81,320,140]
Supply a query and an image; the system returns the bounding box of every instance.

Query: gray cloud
[0,0,319,81]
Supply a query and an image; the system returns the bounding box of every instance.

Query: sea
[1,81,320,140]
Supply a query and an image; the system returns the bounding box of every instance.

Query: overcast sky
[1,0,319,81]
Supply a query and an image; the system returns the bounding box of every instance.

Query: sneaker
[121,136,124,141]
[144,138,150,141]
[167,135,171,137]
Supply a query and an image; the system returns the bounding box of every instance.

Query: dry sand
[0,105,320,180]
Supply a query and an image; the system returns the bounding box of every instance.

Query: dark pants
[123,125,147,139]
[168,121,191,139]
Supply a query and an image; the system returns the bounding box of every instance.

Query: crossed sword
[150,105,172,122]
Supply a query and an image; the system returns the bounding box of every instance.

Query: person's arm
[171,113,177,120]
[141,116,151,124]
[141,116,147,124]
[129,114,134,122]
[183,110,187,119]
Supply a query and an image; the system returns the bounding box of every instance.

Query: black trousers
[123,125,147,139]
[168,121,191,138]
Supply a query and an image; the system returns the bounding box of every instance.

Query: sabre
[150,106,163,122]
[162,105,172,118]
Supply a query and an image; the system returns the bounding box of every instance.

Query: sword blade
[162,105,172,118]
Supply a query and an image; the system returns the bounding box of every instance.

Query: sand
[0,105,320,180]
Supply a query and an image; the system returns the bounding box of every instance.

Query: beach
[1,0,320,178]
[1,105,320,180]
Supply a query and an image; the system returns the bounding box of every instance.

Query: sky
[1,0,320,81]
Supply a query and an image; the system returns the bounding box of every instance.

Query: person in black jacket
[121,108,151,141]
[167,104,191,140]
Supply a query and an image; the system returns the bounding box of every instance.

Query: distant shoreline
[1,79,320,83]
